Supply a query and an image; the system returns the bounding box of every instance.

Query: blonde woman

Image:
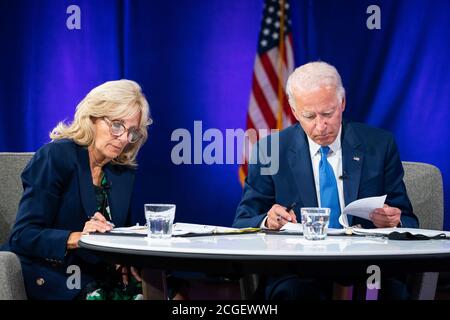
[3,80,151,299]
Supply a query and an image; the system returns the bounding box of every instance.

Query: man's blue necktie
[319,146,342,228]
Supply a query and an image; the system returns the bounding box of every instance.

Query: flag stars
[258,1,292,51]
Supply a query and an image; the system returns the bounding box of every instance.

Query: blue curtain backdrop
[0,0,449,229]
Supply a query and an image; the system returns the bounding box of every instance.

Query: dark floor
[436,272,450,300]
[185,280,241,300]
[436,290,450,300]
[181,273,450,300]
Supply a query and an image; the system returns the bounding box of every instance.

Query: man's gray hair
[285,61,345,108]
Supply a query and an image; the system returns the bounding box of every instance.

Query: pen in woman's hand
[106,221,115,228]
[88,215,115,228]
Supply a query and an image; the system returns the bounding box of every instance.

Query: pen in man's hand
[276,202,297,223]
[285,202,298,223]
[286,202,297,213]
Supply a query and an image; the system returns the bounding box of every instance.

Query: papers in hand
[338,195,387,227]
[280,195,387,235]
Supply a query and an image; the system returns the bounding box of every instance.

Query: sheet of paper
[110,225,147,235]
[110,223,259,237]
[111,223,239,236]
[352,227,450,237]
[172,223,239,236]
[280,222,302,232]
[280,222,346,235]
[280,223,450,238]
[339,195,387,227]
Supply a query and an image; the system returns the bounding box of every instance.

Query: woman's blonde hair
[50,79,152,167]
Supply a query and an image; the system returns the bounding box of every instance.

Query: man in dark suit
[233,61,419,299]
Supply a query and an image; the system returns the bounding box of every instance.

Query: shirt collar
[307,125,342,157]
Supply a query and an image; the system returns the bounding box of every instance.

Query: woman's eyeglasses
[103,117,143,143]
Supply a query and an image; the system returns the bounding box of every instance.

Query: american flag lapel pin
[353,156,360,161]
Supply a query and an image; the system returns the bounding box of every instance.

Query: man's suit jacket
[2,139,136,299]
[233,121,419,229]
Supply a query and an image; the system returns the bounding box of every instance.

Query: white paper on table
[280,222,345,235]
[338,195,387,227]
[110,225,147,235]
[172,222,239,236]
[351,227,450,238]
[280,222,302,232]
[111,223,249,237]
[280,221,450,238]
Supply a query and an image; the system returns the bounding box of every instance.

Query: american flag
[239,0,296,185]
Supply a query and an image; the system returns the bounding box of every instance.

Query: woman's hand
[67,232,82,250]
[66,212,113,249]
[83,212,114,233]
[116,265,142,286]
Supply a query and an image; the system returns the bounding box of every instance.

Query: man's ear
[341,97,346,112]
[291,106,300,122]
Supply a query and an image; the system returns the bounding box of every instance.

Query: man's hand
[369,204,401,228]
[265,204,297,230]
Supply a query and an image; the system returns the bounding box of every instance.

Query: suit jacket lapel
[288,125,318,207]
[341,121,364,225]
[104,164,135,227]
[76,146,97,219]
[76,146,134,226]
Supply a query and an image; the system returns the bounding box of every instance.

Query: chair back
[402,161,444,300]
[0,152,34,244]
[402,161,444,230]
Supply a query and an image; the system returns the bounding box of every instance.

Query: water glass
[144,204,176,239]
[301,207,330,240]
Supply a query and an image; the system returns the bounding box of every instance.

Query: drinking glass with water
[144,204,176,239]
[301,207,330,240]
